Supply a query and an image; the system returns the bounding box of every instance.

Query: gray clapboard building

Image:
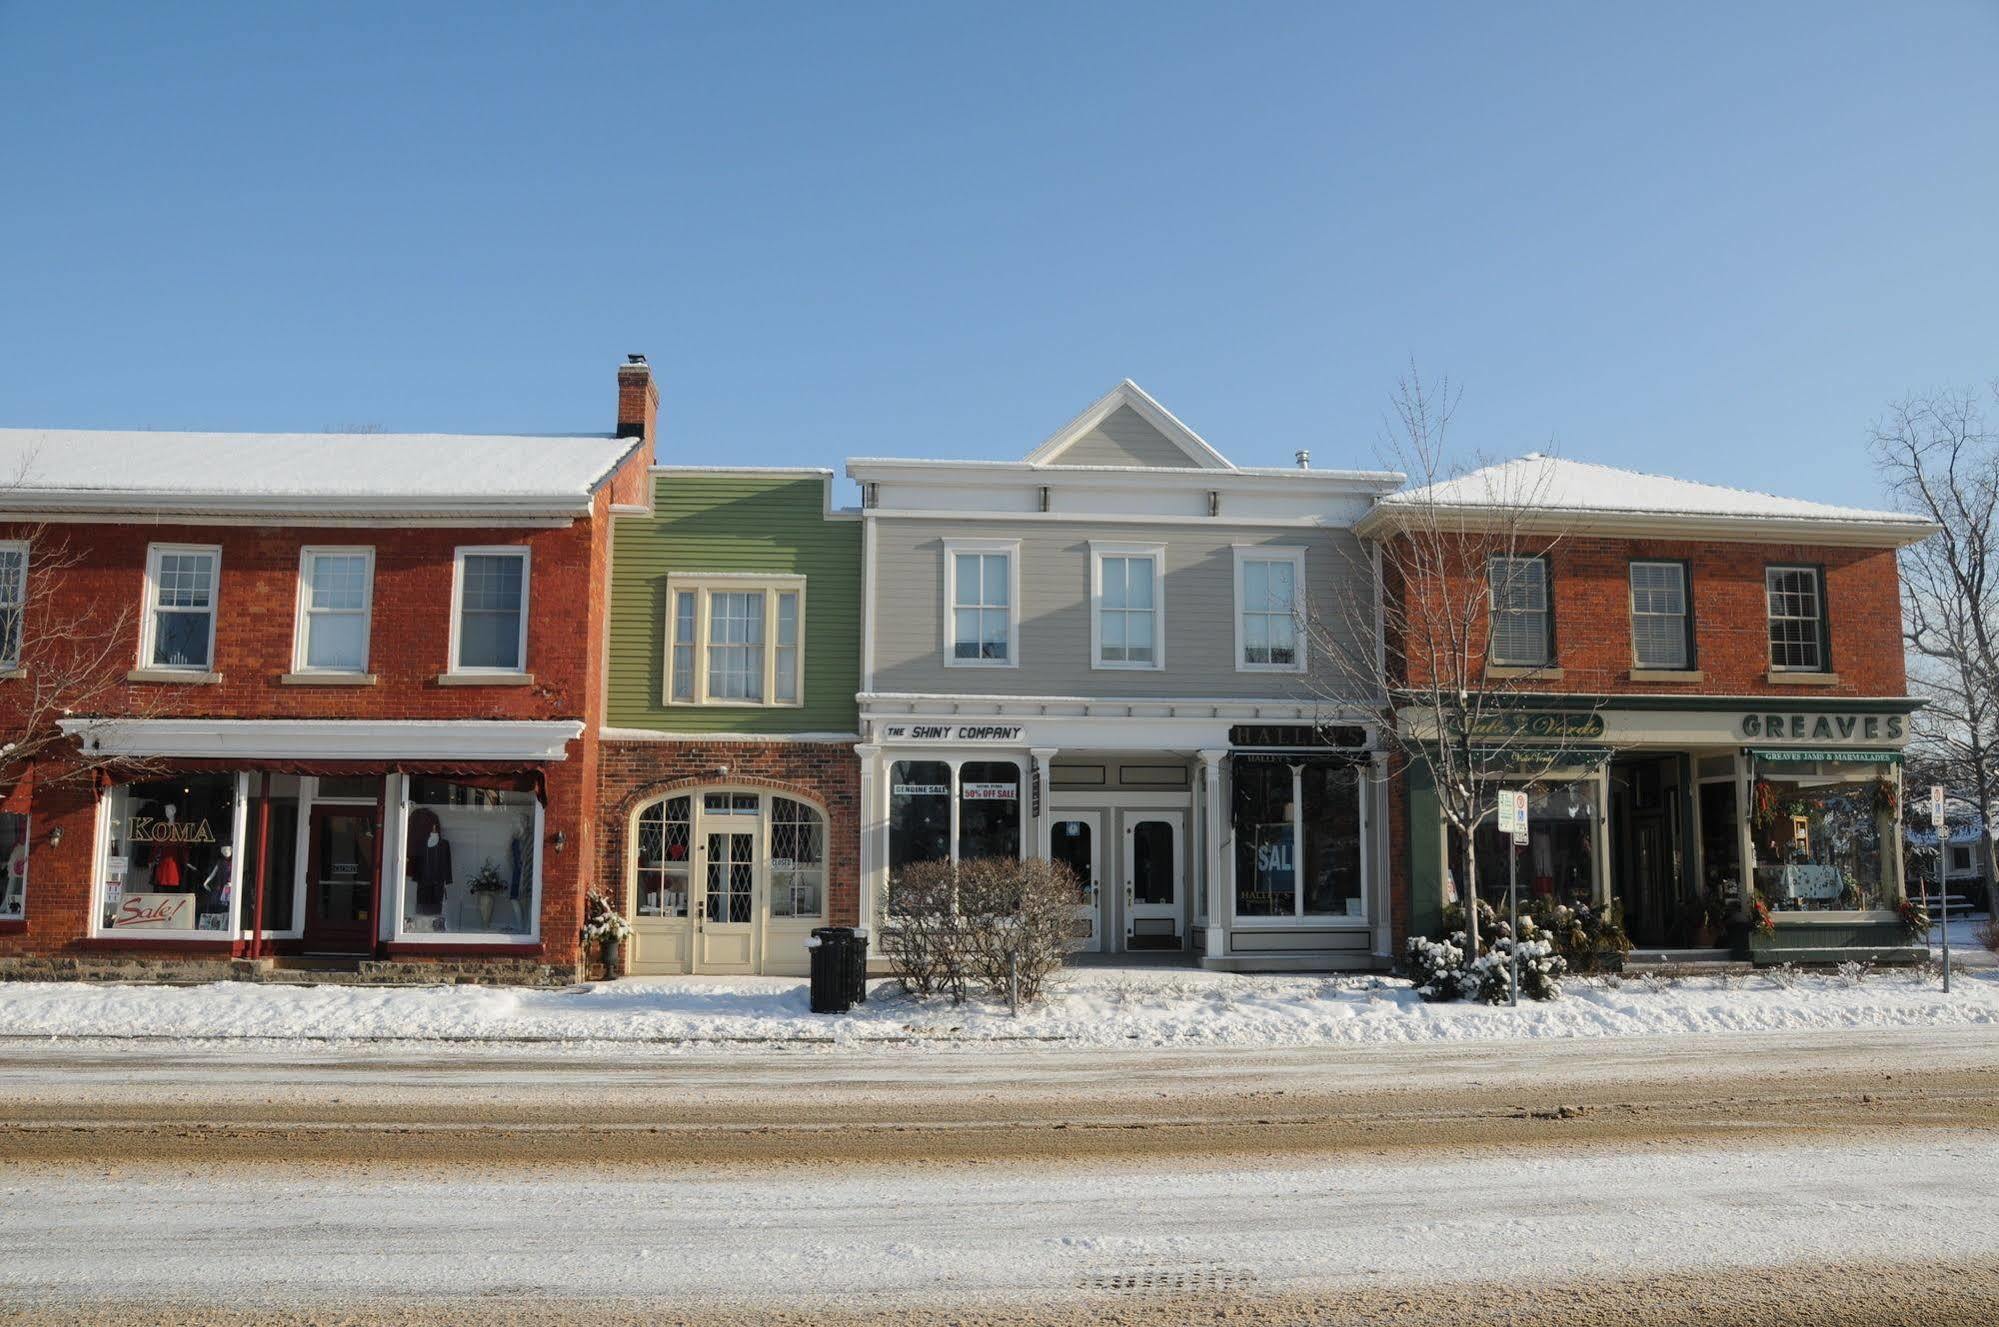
[849,382,1402,969]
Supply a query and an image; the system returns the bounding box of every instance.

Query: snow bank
[0,965,1994,1050]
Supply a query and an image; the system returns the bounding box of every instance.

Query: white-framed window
[140,543,221,671]
[1233,545,1306,672]
[1629,560,1691,669]
[293,547,375,674]
[663,575,805,706]
[1488,555,1552,667]
[1766,565,1826,672]
[0,541,26,670]
[449,546,530,675]
[943,539,1019,668]
[1091,542,1164,669]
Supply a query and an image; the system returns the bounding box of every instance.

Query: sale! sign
[110,893,196,930]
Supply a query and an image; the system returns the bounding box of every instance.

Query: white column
[1370,755,1391,959]
[1199,748,1228,960]
[855,744,882,932]
[1030,747,1059,860]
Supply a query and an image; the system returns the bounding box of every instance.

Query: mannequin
[151,803,188,889]
[406,806,451,916]
[2,838,22,915]
[201,844,233,908]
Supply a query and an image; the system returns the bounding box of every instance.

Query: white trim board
[59,718,584,762]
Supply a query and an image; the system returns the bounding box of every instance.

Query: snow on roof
[0,428,639,516]
[1380,453,1922,527]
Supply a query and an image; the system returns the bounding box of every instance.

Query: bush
[877,856,1080,1005]
[1443,897,1630,974]
[1407,912,1565,1004]
[1977,916,1999,957]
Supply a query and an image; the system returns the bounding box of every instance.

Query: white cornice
[58,718,585,762]
[1353,504,1936,548]
[848,457,1401,489]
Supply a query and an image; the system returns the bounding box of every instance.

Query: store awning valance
[1748,748,1903,764]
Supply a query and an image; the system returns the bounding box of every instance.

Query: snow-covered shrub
[1406,915,1566,1004]
[1979,917,1999,957]
[1528,897,1632,973]
[581,891,631,945]
[1836,959,1871,987]
[878,861,964,1002]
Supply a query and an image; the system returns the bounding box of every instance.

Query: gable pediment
[1025,381,1234,470]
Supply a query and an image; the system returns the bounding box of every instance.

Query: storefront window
[770,796,825,918]
[0,813,25,919]
[101,774,238,933]
[1456,779,1598,911]
[889,761,950,875]
[1751,771,1888,911]
[958,761,1020,861]
[634,795,691,918]
[1233,759,1365,920]
[1302,764,1363,917]
[1698,780,1741,903]
[402,778,537,937]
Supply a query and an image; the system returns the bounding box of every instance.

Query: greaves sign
[1740,712,1905,743]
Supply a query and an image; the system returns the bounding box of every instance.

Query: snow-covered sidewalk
[0,965,1995,1049]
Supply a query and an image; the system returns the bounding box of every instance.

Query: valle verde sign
[1463,712,1605,741]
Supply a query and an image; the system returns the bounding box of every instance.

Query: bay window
[663,576,805,706]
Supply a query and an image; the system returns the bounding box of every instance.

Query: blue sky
[2,2,1995,506]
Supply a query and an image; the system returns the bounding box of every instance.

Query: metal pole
[1008,951,1019,1016]
[1941,843,1951,994]
[1507,842,1519,1008]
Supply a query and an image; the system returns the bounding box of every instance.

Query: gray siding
[869,517,1375,698]
[1046,405,1201,468]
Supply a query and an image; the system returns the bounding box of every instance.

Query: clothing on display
[405,807,453,916]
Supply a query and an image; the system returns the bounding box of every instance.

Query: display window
[1231,758,1365,921]
[1750,764,1893,912]
[0,812,25,919]
[400,777,539,938]
[888,760,951,876]
[1450,778,1600,912]
[99,774,241,933]
[957,761,1020,861]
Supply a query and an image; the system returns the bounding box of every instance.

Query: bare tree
[1872,384,1999,912]
[1309,369,1607,958]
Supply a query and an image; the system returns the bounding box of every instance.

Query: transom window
[665,577,805,706]
[295,547,374,674]
[451,547,530,673]
[945,541,1017,666]
[1487,555,1551,667]
[1629,561,1690,669]
[142,544,220,671]
[1092,544,1163,669]
[1235,547,1305,671]
[1766,566,1826,672]
[0,541,25,670]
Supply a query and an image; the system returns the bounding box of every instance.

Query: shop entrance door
[1050,811,1103,951]
[695,794,761,974]
[1121,810,1184,949]
[303,804,378,954]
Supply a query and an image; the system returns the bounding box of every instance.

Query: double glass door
[1047,807,1184,952]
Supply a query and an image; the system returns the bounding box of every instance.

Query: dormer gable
[1024,380,1235,470]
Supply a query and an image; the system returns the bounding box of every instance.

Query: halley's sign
[1740,713,1904,742]
[882,724,1025,743]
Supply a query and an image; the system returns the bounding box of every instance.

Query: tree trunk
[1461,826,1480,955]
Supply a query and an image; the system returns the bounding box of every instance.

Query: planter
[476,892,497,928]
[599,937,622,980]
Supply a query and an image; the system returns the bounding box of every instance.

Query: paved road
[0,1027,1995,1324]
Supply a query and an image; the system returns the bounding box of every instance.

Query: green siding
[607,474,860,733]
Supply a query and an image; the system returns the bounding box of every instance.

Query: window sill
[0,917,24,934]
[435,671,535,687]
[127,668,222,685]
[1767,671,1840,685]
[1766,910,1899,925]
[280,672,379,687]
[0,668,22,681]
[1235,663,1307,675]
[943,659,1018,670]
[1630,669,1704,684]
[1485,665,1563,681]
[1090,661,1164,672]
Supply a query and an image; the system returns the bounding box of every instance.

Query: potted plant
[467,861,507,927]
[582,891,632,980]
[1695,887,1731,948]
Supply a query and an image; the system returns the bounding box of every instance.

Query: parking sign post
[1932,785,1950,994]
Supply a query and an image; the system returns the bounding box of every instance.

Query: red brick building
[0,358,656,983]
[1357,455,1937,966]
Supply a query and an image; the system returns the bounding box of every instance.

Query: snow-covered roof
[1358,454,1938,546]
[0,428,641,521]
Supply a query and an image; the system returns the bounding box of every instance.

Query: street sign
[1930,785,1947,830]
[1495,790,1518,838]
[1508,790,1529,846]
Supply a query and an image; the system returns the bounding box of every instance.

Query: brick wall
[1389,533,1908,697]
[596,739,861,927]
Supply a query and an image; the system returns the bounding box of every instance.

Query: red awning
[92,760,546,802]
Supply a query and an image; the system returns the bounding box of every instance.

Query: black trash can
[810,926,856,1014]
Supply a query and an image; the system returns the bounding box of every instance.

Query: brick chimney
[616,353,658,444]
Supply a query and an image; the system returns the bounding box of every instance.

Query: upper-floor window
[1091,543,1163,669]
[450,547,530,674]
[1234,546,1305,672]
[1487,555,1551,668]
[944,540,1018,667]
[1629,561,1691,670]
[0,541,25,670]
[294,547,375,674]
[141,544,220,671]
[665,576,803,706]
[1765,565,1826,672]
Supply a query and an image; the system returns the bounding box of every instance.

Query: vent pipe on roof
[1295,450,1311,470]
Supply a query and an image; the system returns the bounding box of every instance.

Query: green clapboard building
[599,468,863,977]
